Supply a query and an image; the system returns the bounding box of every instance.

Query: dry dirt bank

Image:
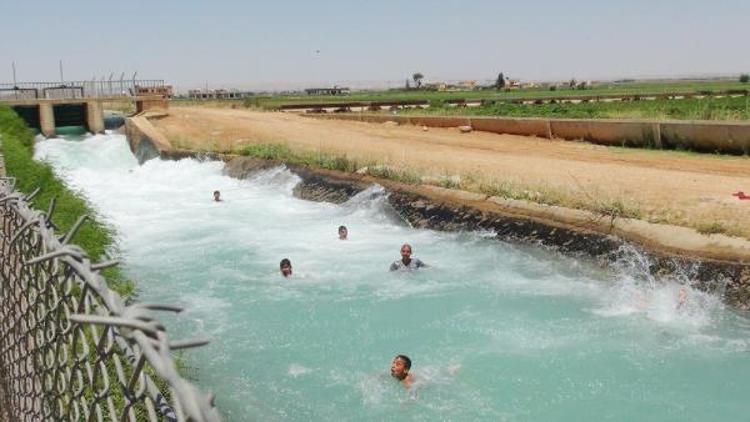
[150,106,750,239]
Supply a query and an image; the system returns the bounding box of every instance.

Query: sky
[2,0,749,91]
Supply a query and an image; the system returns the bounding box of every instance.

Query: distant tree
[549,85,557,91]
[495,72,506,90]
[569,78,577,88]
[412,73,424,89]
[741,74,750,83]
[405,78,411,90]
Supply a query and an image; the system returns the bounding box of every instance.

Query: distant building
[456,80,477,90]
[187,89,253,100]
[304,86,351,95]
[424,82,448,91]
[422,81,477,91]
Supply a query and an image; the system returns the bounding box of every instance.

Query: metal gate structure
[0,80,167,100]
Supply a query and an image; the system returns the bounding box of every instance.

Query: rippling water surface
[35,133,750,421]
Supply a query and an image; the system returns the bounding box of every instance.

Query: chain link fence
[0,177,221,421]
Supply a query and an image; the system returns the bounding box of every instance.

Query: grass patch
[240,143,422,183]
[437,177,461,189]
[479,180,567,207]
[695,221,728,236]
[479,179,642,221]
[0,105,134,297]
[592,199,643,220]
[242,143,296,160]
[366,164,422,185]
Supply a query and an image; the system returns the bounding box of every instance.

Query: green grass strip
[0,105,134,297]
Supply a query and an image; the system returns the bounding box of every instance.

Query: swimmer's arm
[389,262,399,271]
[415,259,427,268]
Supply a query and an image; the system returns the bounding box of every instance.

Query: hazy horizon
[2,0,749,92]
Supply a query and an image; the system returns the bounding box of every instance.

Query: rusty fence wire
[0,177,221,421]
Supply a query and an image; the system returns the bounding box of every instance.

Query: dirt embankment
[152,106,750,240]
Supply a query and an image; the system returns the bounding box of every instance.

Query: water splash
[594,244,726,329]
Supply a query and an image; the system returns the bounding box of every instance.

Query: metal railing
[0,178,221,421]
[0,80,167,100]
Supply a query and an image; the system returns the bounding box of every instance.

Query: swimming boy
[280,258,292,277]
[213,190,222,202]
[338,225,348,240]
[389,244,426,271]
[390,355,414,388]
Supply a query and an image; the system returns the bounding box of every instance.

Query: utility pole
[59,59,65,85]
[12,62,18,99]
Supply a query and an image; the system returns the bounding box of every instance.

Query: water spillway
[35,133,750,421]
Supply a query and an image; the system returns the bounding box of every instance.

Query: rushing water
[35,133,750,421]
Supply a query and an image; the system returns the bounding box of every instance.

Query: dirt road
[152,106,750,239]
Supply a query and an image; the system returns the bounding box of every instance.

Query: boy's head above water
[280,258,292,277]
[390,355,411,381]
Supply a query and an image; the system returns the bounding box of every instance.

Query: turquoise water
[35,133,750,421]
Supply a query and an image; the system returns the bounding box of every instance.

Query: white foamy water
[34,133,750,421]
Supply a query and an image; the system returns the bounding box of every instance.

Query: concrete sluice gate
[52,104,87,127]
[11,105,40,128]
[6,95,165,137]
[27,131,750,420]
[10,101,104,137]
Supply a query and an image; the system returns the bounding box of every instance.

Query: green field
[215,79,750,111]
[400,95,750,121]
